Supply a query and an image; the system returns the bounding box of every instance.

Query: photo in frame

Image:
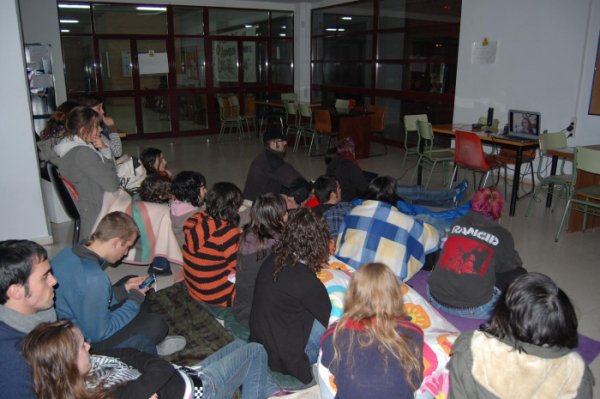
[509,110,540,135]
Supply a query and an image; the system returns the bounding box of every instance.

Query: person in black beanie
[243,126,305,201]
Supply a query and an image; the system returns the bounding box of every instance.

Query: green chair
[217,96,244,141]
[412,120,454,187]
[526,132,572,216]
[401,114,428,172]
[284,101,299,139]
[555,146,600,241]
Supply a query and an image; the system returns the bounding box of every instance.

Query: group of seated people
[1,107,593,398]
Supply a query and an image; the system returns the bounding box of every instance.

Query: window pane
[272,40,293,85]
[244,41,267,85]
[312,62,323,85]
[179,94,208,130]
[378,32,406,59]
[173,6,204,35]
[93,4,167,35]
[312,1,373,35]
[104,97,136,134]
[209,9,268,36]
[58,5,92,34]
[379,0,461,29]
[175,38,206,87]
[323,35,372,61]
[62,36,96,92]
[213,41,238,87]
[142,95,171,134]
[323,62,370,87]
[376,63,405,90]
[272,12,293,37]
[138,40,169,90]
[98,40,133,91]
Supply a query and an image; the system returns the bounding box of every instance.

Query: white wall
[0,0,50,242]
[454,0,600,146]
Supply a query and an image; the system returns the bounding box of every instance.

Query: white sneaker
[156,335,187,357]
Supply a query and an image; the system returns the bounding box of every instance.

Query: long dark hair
[65,106,102,142]
[273,207,330,279]
[41,100,79,141]
[364,176,398,206]
[140,148,163,175]
[22,320,110,399]
[205,182,243,225]
[241,193,286,260]
[481,272,579,351]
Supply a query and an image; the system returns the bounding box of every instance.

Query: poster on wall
[213,27,256,83]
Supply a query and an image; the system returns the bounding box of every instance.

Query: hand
[148,394,158,399]
[103,115,116,128]
[124,276,146,292]
[91,136,107,150]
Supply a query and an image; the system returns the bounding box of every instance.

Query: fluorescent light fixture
[245,24,253,28]
[338,28,345,32]
[325,28,337,31]
[136,6,166,11]
[341,16,352,20]
[58,4,90,9]
[61,29,70,33]
[279,33,286,37]
[281,25,287,28]
[60,19,79,23]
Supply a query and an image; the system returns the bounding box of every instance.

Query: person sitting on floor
[335,176,440,280]
[170,171,208,247]
[250,208,332,386]
[23,319,288,399]
[312,174,354,238]
[141,147,172,180]
[0,240,58,399]
[427,187,526,319]
[139,174,172,204]
[233,193,287,329]
[325,137,372,202]
[280,177,312,210]
[52,211,186,356]
[243,126,305,201]
[449,272,594,398]
[182,182,243,310]
[320,262,424,399]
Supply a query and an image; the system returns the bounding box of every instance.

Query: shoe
[178,366,204,399]
[156,335,186,357]
[454,179,469,207]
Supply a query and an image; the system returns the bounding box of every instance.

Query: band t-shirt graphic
[428,212,522,309]
[439,237,494,276]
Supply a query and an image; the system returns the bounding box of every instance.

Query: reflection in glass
[312,2,373,35]
[98,40,133,91]
[209,9,268,36]
[104,97,136,134]
[213,41,238,87]
[175,38,206,87]
[138,40,169,90]
[378,32,405,59]
[58,5,92,34]
[179,95,208,131]
[272,12,293,37]
[173,7,204,35]
[142,95,171,134]
[62,36,96,92]
[272,40,293,85]
[93,4,167,35]
[376,63,404,90]
[379,0,461,29]
[322,62,370,87]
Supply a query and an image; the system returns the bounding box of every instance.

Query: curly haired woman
[249,207,332,386]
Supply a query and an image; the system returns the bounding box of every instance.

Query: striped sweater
[182,211,241,306]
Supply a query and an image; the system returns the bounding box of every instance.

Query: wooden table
[432,123,539,216]
[547,145,600,232]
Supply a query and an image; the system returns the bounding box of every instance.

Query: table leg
[545,155,559,208]
[509,148,523,216]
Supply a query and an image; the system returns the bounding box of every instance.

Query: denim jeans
[193,340,280,399]
[427,284,501,319]
[395,184,458,208]
[305,319,326,365]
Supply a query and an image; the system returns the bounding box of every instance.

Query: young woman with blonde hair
[320,262,424,399]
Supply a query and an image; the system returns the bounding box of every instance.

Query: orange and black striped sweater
[182,211,240,307]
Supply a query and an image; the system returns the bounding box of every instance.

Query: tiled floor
[46,134,600,396]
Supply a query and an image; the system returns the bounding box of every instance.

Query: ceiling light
[61,29,70,33]
[58,4,90,9]
[245,24,253,28]
[325,28,337,31]
[279,33,286,37]
[282,25,287,28]
[136,6,166,11]
[60,19,79,23]
[341,16,352,20]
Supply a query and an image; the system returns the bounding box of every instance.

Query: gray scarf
[0,305,56,334]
